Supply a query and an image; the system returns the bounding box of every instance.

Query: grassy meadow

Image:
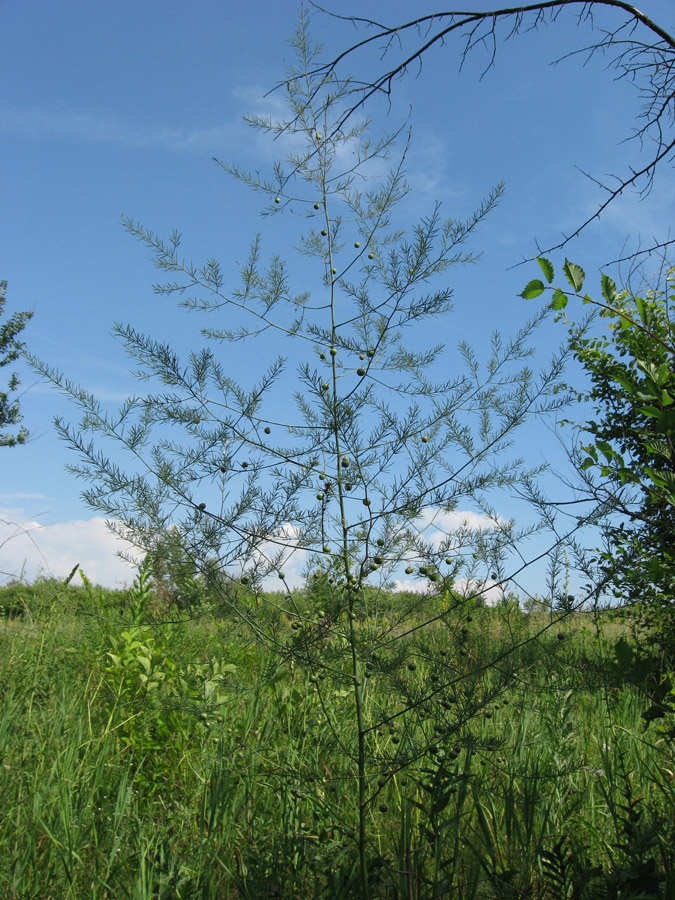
[1,573,674,899]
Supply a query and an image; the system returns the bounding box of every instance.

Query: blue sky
[1,0,673,591]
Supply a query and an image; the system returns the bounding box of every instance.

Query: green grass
[1,577,674,899]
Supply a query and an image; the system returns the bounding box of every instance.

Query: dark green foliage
[526,260,675,677]
[0,280,33,447]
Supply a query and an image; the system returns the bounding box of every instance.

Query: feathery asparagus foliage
[29,17,583,898]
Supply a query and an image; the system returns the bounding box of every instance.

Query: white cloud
[0,512,137,587]
[0,105,240,155]
[453,577,503,607]
[0,502,506,595]
[250,523,308,590]
[391,575,503,606]
[415,506,499,549]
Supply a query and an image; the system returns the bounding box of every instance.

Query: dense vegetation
[8,14,674,900]
[1,572,673,899]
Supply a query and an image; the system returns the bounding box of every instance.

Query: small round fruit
[341,457,349,467]
[314,203,320,210]
[374,556,384,565]
[264,426,271,434]
[354,241,361,248]
[278,571,285,580]
[323,545,330,553]
[368,252,374,260]
[405,566,413,575]
[359,353,365,360]
[321,382,329,391]
[407,662,416,672]
[429,573,439,582]
[319,472,326,480]
[241,575,249,585]
[331,267,337,274]
[321,229,327,236]
[357,368,366,376]
[319,352,326,360]
[241,461,249,468]
[376,538,384,547]
[274,196,281,204]
[330,347,337,356]
[419,566,428,576]
[220,466,226,473]
[379,803,388,813]
[445,557,452,565]
[316,492,324,500]
[421,435,429,443]
[345,483,352,491]
[198,502,206,511]
[557,632,565,641]
[367,349,375,358]
[362,498,371,506]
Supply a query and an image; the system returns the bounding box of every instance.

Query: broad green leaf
[580,457,595,470]
[136,655,152,673]
[645,467,675,492]
[563,260,585,292]
[639,405,663,418]
[634,295,647,324]
[662,390,674,406]
[612,372,638,395]
[645,439,673,459]
[221,663,238,674]
[550,289,568,311]
[601,272,617,303]
[520,279,545,299]
[537,257,554,284]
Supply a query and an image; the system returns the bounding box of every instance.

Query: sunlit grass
[1,578,673,899]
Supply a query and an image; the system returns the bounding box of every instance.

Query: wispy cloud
[0,105,240,155]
